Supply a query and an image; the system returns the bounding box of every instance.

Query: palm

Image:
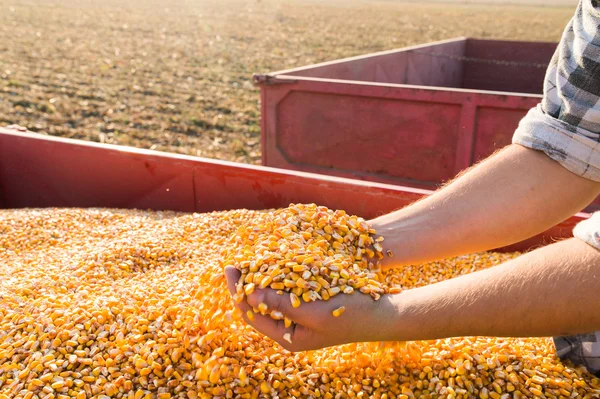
[225,266,391,351]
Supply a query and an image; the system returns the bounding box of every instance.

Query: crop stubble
[0,0,575,164]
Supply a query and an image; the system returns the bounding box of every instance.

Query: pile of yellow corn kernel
[223,204,397,329]
[1,207,599,399]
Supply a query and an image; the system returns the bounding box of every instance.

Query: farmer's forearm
[371,144,600,267]
[382,238,600,341]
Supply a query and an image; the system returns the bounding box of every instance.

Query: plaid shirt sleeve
[512,0,600,182]
[512,1,600,375]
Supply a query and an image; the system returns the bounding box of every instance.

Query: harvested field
[0,0,576,164]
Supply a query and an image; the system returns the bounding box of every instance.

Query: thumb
[224,266,252,313]
[224,266,242,298]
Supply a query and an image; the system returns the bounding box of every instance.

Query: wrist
[379,287,441,343]
[373,292,415,342]
[370,218,427,268]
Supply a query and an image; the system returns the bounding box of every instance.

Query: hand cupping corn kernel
[222,204,400,324]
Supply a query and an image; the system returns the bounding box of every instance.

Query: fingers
[245,316,325,353]
[225,266,251,313]
[225,267,293,318]
[248,288,293,317]
[225,267,294,347]
[287,324,332,352]
[224,266,240,297]
[246,288,300,320]
[225,266,365,352]
[244,312,293,347]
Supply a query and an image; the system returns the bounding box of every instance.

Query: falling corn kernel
[332,306,346,317]
[0,206,598,399]
[246,310,255,321]
[283,333,293,344]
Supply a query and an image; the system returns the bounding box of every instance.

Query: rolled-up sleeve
[512,1,600,182]
[521,3,600,369]
[573,211,600,249]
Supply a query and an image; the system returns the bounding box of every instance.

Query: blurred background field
[0,0,576,164]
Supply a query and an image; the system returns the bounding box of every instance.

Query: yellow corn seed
[270,310,284,320]
[530,375,545,385]
[296,278,309,289]
[332,306,346,317]
[284,279,297,288]
[290,293,301,308]
[529,387,543,396]
[209,366,220,384]
[244,283,255,296]
[0,206,597,399]
[257,302,268,315]
[246,310,255,322]
[389,286,402,294]
[260,381,271,394]
[292,264,306,272]
[259,275,272,289]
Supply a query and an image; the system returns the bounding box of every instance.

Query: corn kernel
[257,302,268,315]
[244,283,255,296]
[284,317,293,328]
[290,293,301,308]
[332,306,346,317]
[283,333,292,344]
[0,206,596,399]
[246,310,255,322]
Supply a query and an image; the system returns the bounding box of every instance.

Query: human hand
[225,266,398,351]
[367,217,410,270]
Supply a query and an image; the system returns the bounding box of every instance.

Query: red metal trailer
[0,127,588,253]
[255,37,556,189]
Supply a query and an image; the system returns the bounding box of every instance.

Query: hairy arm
[225,145,600,351]
[373,144,600,268]
[387,238,600,342]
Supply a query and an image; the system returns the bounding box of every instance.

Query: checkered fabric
[513,0,600,181]
[554,332,600,376]
[512,1,600,375]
